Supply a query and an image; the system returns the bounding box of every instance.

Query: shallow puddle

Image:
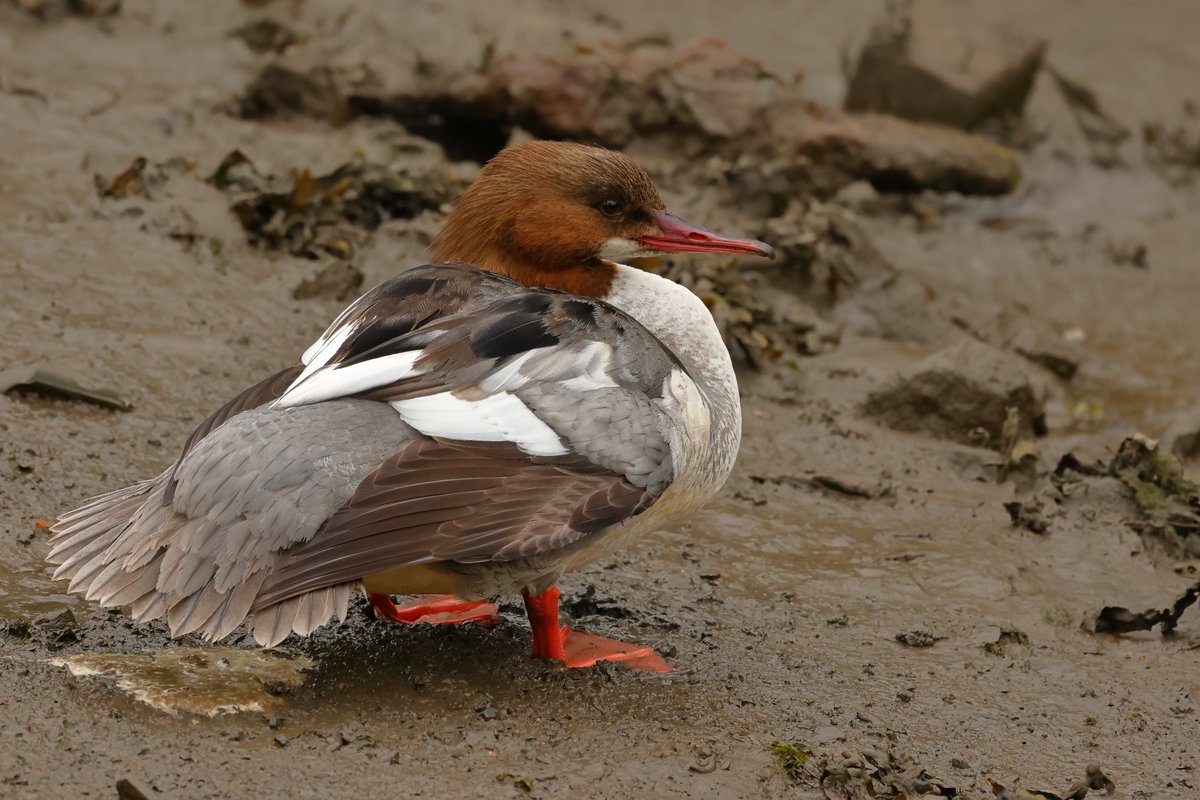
[50,646,313,717]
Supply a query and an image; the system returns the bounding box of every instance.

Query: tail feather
[198,571,266,642]
[49,477,352,646]
[48,482,156,580]
[168,581,233,638]
[99,559,163,608]
[130,587,171,622]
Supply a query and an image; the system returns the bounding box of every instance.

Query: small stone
[478,705,499,721]
[274,734,288,747]
[951,757,969,769]
[895,630,937,648]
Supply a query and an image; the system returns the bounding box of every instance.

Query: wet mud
[2,1,1199,798]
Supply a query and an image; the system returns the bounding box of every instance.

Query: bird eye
[598,198,623,217]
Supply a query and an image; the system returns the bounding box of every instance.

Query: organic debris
[95,155,192,199]
[819,750,956,799]
[1004,498,1050,534]
[0,364,133,411]
[760,201,896,308]
[997,406,1040,480]
[770,740,812,783]
[982,626,1031,655]
[1163,400,1200,462]
[1107,434,1200,544]
[1090,580,1200,636]
[660,200,889,366]
[208,151,462,259]
[1142,100,1200,186]
[232,63,346,122]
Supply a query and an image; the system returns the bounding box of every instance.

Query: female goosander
[47,141,773,671]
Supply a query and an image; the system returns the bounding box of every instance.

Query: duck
[46,140,774,672]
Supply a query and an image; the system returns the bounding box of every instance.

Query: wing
[250,264,694,608]
[50,263,696,645]
[168,263,516,487]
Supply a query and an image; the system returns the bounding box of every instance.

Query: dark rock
[863,339,1044,450]
[845,3,1045,130]
[37,608,78,636]
[785,113,1022,197]
[115,779,149,800]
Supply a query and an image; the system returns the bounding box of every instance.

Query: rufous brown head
[432,140,774,297]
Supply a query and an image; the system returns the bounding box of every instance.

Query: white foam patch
[51,648,313,717]
[392,391,569,456]
[276,351,425,408]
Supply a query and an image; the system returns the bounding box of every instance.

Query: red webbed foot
[368,593,500,626]
[523,586,670,673]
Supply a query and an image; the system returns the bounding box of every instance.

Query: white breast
[602,264,742,496]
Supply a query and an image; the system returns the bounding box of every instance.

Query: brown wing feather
[164,364,303,503]
[251,439,654,610]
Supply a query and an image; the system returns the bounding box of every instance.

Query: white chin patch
[596,238,648,263]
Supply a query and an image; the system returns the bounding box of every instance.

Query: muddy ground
[2,1,1199,798]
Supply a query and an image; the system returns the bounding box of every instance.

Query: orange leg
[368,593,500,626]
[522,586,670,673]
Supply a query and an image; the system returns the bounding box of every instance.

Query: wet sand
[2,1,1198,797]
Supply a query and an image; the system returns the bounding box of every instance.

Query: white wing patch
[301,313,356,369]
[275,351,425,408]
[391,392,569,457]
